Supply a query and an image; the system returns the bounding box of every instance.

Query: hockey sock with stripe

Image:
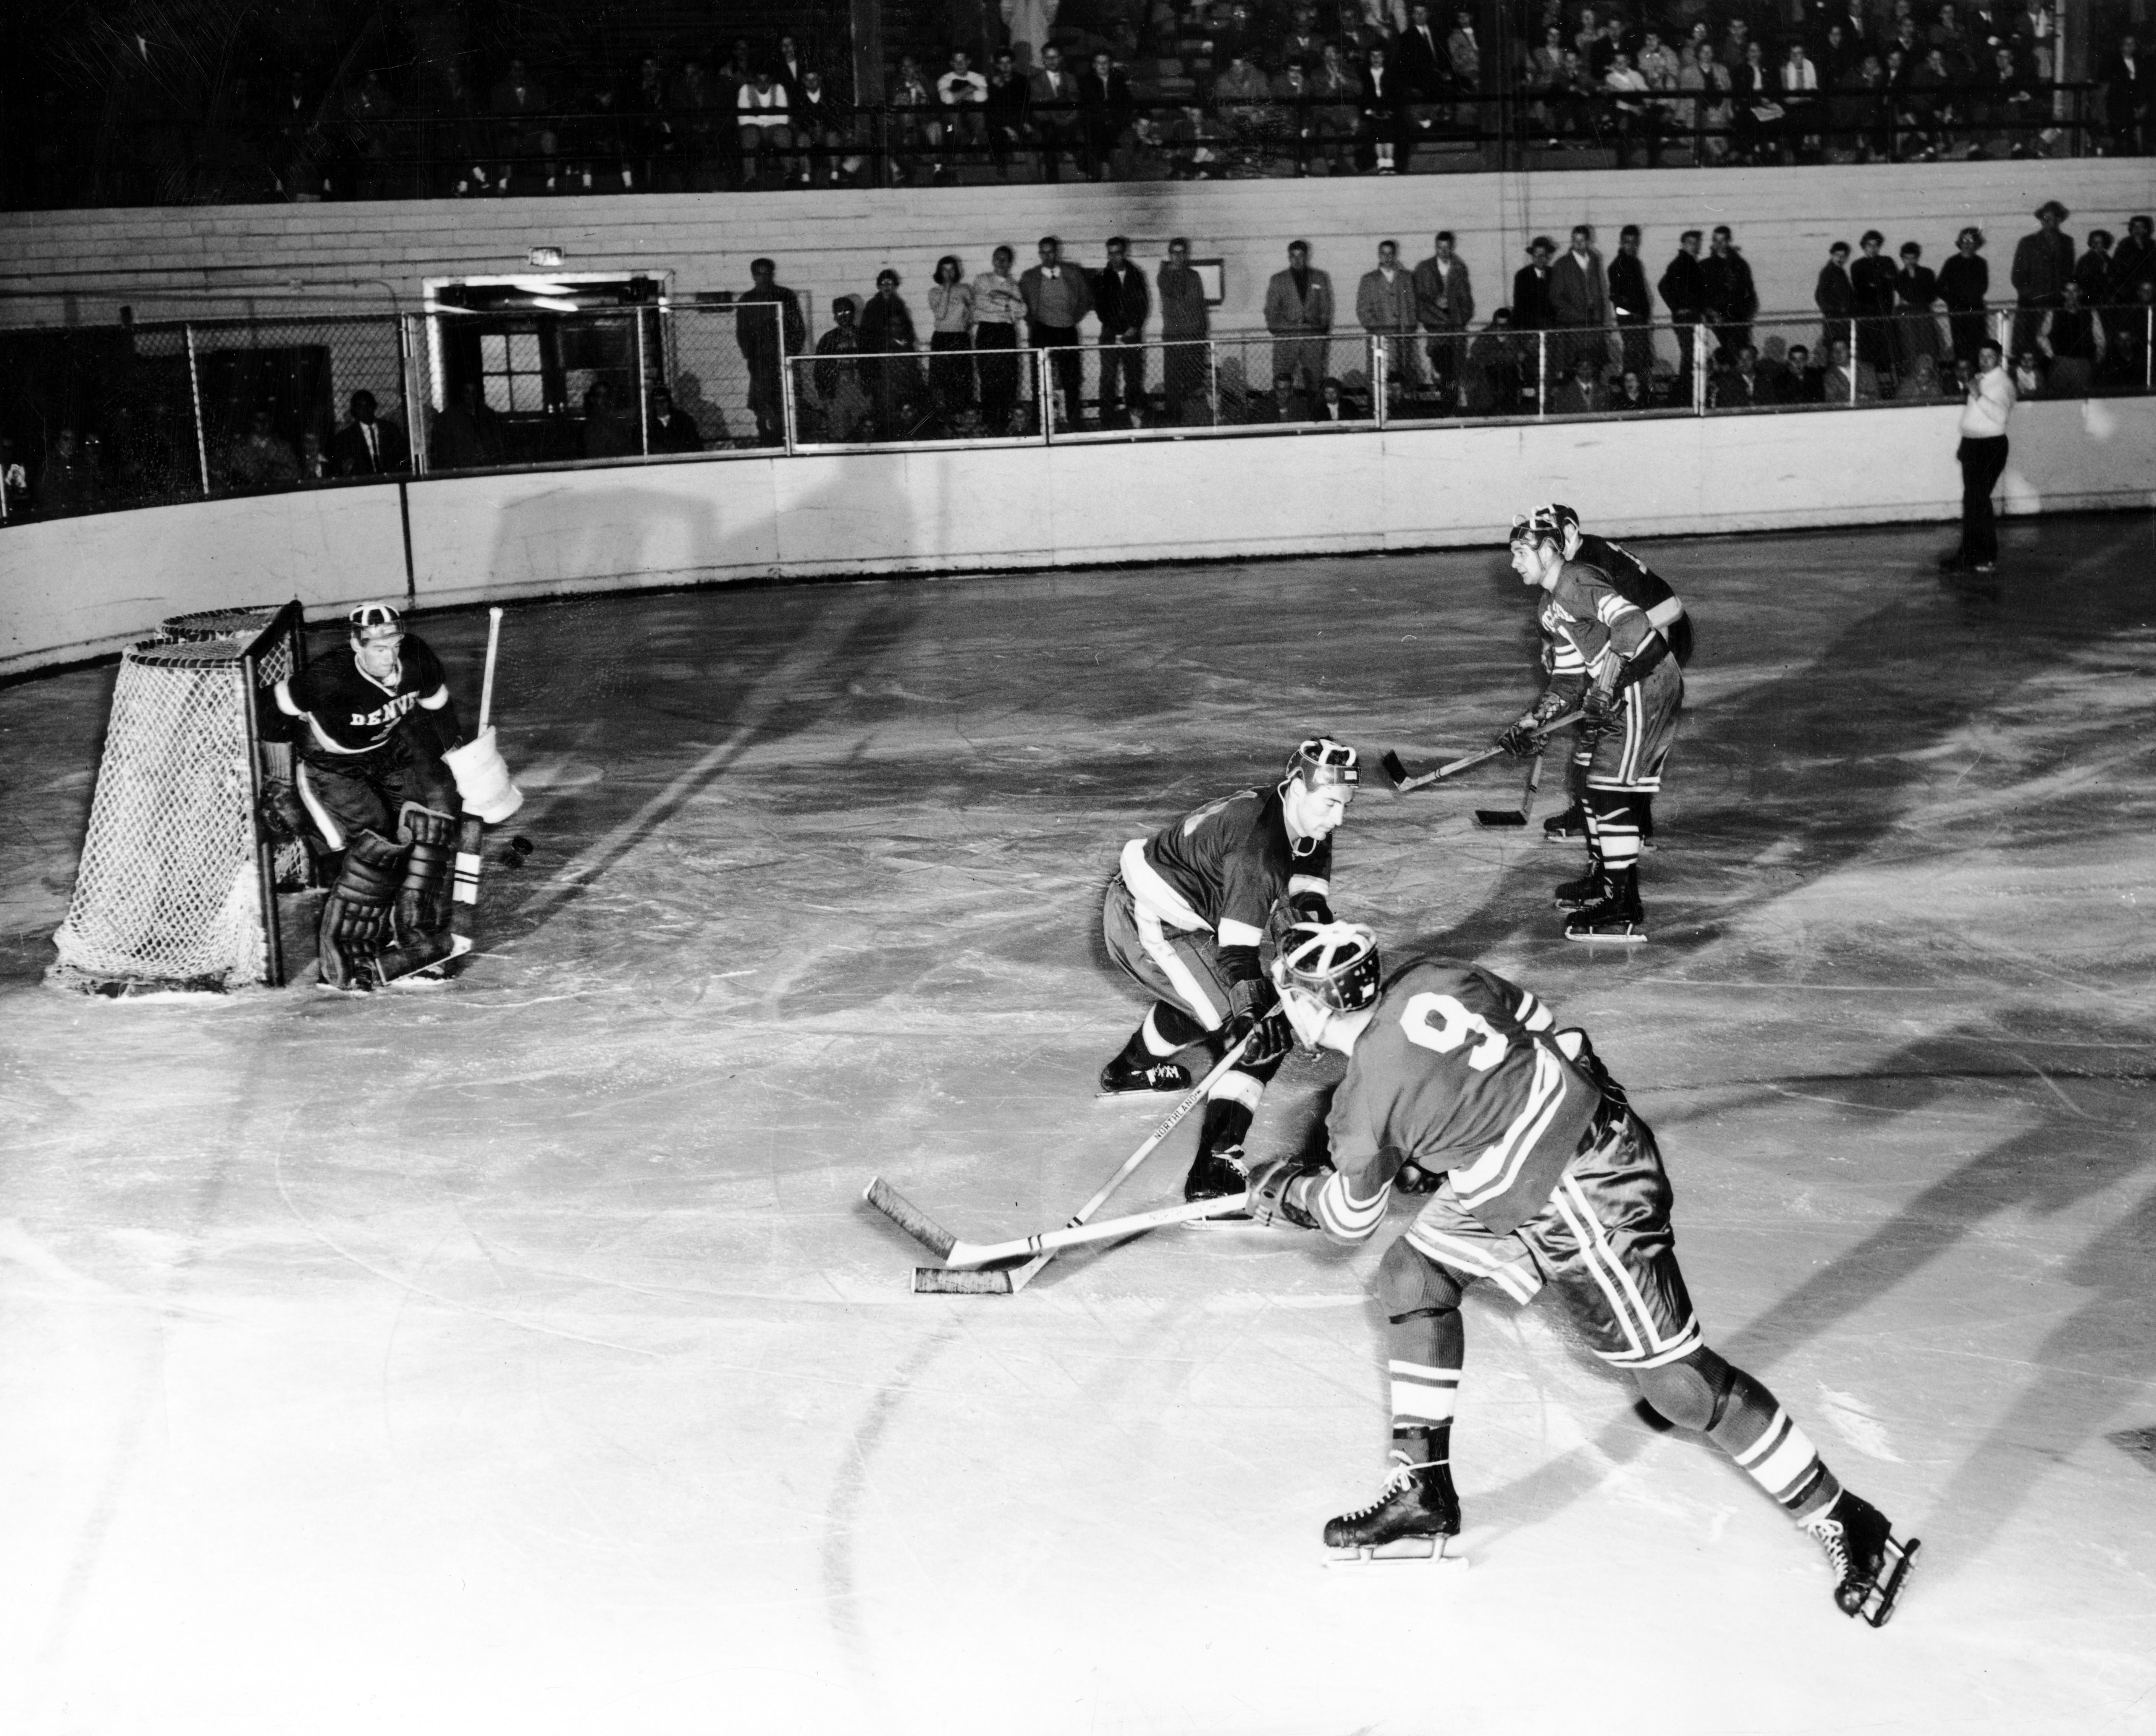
[1586,789,1643,875]
[1142,1001,1210,1057]
[1707,1367,1842,1525]
[1387,1305,1462,1467]
[1194,1094,1255,1157]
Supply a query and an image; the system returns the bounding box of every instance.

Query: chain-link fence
[4,298,2150,523]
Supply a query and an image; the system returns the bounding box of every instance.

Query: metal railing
[5,301,2151,524]
[2,81,2130,209]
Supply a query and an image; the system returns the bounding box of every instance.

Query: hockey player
[1097,738,1357,1203]
[1246,921,1918,1623]
[273,602,465,991]
[1497,505,1681,943]
[1530,504,1692,845]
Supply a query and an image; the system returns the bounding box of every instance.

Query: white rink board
[4,396,2152,676]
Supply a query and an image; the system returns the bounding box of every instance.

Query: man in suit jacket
[1549,223,1610,377]
[1393,2,1453,146]
[1265,238,1335,395]
[1512,235,1557,335]
[1357,239,1421,400]
[1412,230,1474,407]
[1030,46,1083,182]
[330,390,410,477]
[1076,50,1131,181]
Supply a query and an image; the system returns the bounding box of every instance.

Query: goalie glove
[1245,1157,1327,1229]
[258,779,314,851]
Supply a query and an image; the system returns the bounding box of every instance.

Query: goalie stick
[862,1181,1252,1271]
[1379,710,1584,795]
[1474,751,1544,830]
[885,1031,1261,1294]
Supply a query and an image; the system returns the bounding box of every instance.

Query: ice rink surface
[3,516,2153,1736]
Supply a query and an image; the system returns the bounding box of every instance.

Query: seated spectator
[934,51,989,183]
[1613,368,1653,409]
[985,50,1031,180]
[1822,336,1882,401]
[1312,46,1362,170]
[1709,344,1760,407]
[1604,52,1658,166]
[2013,349,2047,396]
[795,71,860,184]
[1030,47,1083,183]
[1078,51,1133,181]
[1214,49,1277,163]
[1893,352,1948,399]
[582,381,638,458]
[737,67,794,188]
[2099,32,2146,157]
[38,426,100,514]
[296,428,332,484]
[1465,308,1525,414]
[1,437,30,516]
[331,389,409,477]
[1312,376,1354,421]
[431,381,505,470]
[1165,103,1228,178]
[1550,351,1607,413]
[1269,370,1317,422]
[223,409,298,493]
[1784,342,1827,402]
[647,385,705,452]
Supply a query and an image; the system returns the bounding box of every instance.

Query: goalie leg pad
[395,802,459,941]
[318,829,409,990]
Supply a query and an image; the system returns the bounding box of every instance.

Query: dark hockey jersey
[1121,785,1332,970]
[1574,532,1692,666]
[1311,958,1600,1238]
[276,635,452,757]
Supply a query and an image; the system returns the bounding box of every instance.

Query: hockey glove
[1290,891,1334,925]
[1495,721,1543,759]
[1223,976,1289,1065]
[1580,683,1617,729]
[259,779,314,851]
[1245,1157,1327,1229]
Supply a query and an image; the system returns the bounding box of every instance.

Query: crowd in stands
[7,0,2147,205]
[5,201,2150,519]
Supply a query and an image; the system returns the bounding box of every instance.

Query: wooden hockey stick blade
[942,1192,1250,1269]
[913,1266,1015,1294]
[1473,752,1543,828]
[1378,749,1411,789]
[861,1178,958,1260]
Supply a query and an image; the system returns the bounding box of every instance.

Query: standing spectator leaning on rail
[928,256,976,425]
[1413,231,1474,410]
[1023,235,1094,430]
[1159,238,1213,426]
[1941,338,2015,576]
[2011,201,2075,356]
[1094,236,1151,426]
[1265,240,1336,401]
[1659,229,1705,401]
[1358,240,1421,406]
[1938,228,1991,371]
[1609,227,1654,388]
[738,258,808,447]
[971,246,1029,435]
[1701,227,1758,361]
[1550,225,1611,383]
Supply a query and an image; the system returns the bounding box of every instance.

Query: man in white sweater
[1942,338,2016,574]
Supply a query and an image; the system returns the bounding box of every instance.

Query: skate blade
[1564,927,1647,945]
[1849,1535,1921,1628]
[1325,1538,1467,1567]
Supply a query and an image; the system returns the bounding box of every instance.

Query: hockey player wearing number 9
[1245,922,1918,1621]
[1097,738,1357,1204]
[272,602,466,992]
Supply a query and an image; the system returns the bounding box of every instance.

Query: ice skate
[1564,869,1647,944]
[1806,1490,1920,1627]
[1553,868,1610,911]
[1324,1454,1464,1565]
[1181,1142,1251,1209]
[1098,1053,1194,1096]
[1543,803,1587,841]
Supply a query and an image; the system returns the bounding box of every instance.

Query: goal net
[49,603,312,993]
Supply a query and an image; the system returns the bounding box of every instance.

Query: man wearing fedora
[2011,201,2075,359]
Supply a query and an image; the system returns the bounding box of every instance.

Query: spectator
[2039,280,2101,395]
[1448,9,1482,128]
[1078,52,1132,181]
[1679,40,1732,163]
[1815,241,1856,352]
[811,300,873,441]
[737,257,807,446]
[1465,307,1524,414]
[859,269,924,438]
[646,384,704,452]
[1780,40,1822,159]
[676,60,725,191]
[630,55,680,191]
[970,245,1029,435]
[2011,200,2075,354]
[1605,52,1658,165]
[1513,235,1557,335]
[1313,46,1362,170]
[1896,241,1943,375]
[39,426,100,514]
[431,381,504,470]
[1731,39,1780,164]
[1551,351,1606,413]
[1165,101,1228,178]
[107,404,192,506]
[1215,50,1277,167]
[935,51,989,183]
[1847,231,1899,381]
[582,381,637,458]
[1273,60,1324,176]
[296,428,333,485]
[1613,368,1653,409]
[1413,230,1474,409]
[223,409,298,493]
[1609,225,1653,384]
[1822,335,1881,401]
[1939,227,1993,370]
[1701,225,1758,356]
[1094,235,1150,426]
[1396,2,1454,151]
[1785,342,1826,403]
[890,56,934,185]
[1158,236,1213,425]
[985,50,1031,180]
[1268,369,1317,423]
[927,255,976,424]
[737,67,793,189]
[331,389,410,477]
[1030,47,1083,183]
[795,71,858,185]
[1357,239,1421,401]
[489,58,554,195]
[1264,239,1335,397]
[1,437,30,516]
[1002,0,1061,73]
[1022,235,1093,430]
[1894,352,1947,400]
[1549,223,1610,380]
[2100,33,2146,156]
[2112,214,2156,304]
[1359,43,1404,173]
[2074,228,2119,356]
[1279,7,1328,76]
[1659,228,1706,398]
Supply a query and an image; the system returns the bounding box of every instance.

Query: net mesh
[49,610,302,992]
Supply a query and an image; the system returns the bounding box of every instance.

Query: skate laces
[1806,1513,1852,1577]
[1343,1458,1432,1521]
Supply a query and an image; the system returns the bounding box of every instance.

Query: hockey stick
[862,1183,1254,1271]
[449,607,506,950]
[1474,751,1543,829]
[1380,710,1584,795]
[910,1029,1261,1295]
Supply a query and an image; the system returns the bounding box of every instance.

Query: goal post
[49,601,314,994]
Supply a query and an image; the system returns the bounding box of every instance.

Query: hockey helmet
[1283,736,1359,791]
[347,601,406,643]
[1508,503,1579,549]
[1271,920,1383,1016]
